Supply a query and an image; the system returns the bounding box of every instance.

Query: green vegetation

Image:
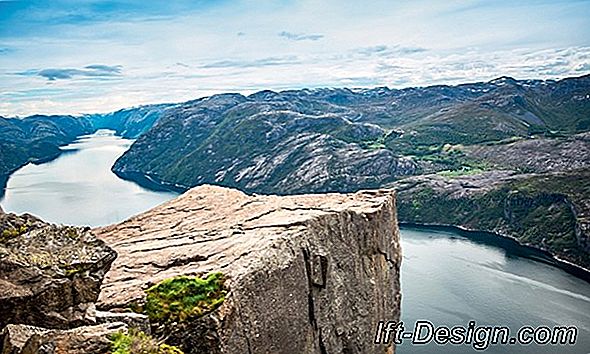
[0,225,28,242]
[436,161,490,177]
[136,272,227,324]
[110,329,183,354]
[397,171,590,268]
[437,167,486,177]
[61,262,92,277]
[360,134,388,150]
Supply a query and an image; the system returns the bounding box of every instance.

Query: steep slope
[113,94,419,193]
[113,75,590,194]
[0,115,94,193]
[89,103,176,139]
[392,169,590,271]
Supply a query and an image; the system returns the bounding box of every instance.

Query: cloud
[83,64,122,73]
[19,64,122,81]
[0,47,13,55]
[355,45,427,57]
[278,31,324,41]
[200,56,300,69]
[1,0,589,116]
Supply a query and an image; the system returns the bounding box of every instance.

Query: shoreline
[109,168,590,283]
[5,140,589,284]
[399,222,590,283]
[112,169,187,194]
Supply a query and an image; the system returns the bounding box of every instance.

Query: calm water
[398,227,590,354]
[0,130,177,226]
[1,130,588,353]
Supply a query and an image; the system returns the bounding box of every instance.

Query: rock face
[15,322,126,354]
[0,212,117,330]
[95,185,401,354]
[1,324,48,354]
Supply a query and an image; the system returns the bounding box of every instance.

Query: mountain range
[1,74,589,270]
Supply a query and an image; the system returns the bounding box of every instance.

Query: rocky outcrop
[95,185,401,354]
[0,212,117,330]
[1,324,48,354]
[2,322,127,354]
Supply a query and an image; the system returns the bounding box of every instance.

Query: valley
[1,74,589,271]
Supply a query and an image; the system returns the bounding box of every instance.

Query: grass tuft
[110,329,183,354]
[139,272,227,324]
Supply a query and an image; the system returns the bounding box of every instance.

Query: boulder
[20,322,126,354]
[0,213,117,330]
[96,185,401,354]
[1,324,48,354]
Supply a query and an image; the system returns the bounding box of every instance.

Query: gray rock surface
[20,322,126,354]
[0,213,117,330]
[95,184,401,354]
[95,310,151,334]
[465,132,590,173]
[1,324,48,354]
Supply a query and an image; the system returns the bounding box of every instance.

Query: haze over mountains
[2,74,588,194]
[112,75,590,193]
[1,74,589,270]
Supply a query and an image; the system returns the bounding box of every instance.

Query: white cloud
[0,0,589,116]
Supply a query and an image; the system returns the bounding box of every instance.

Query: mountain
[88,103,176,139]
[112,74,590,194]
[0,105,173,193]
[1,74,589,270]
[0,115,94,192]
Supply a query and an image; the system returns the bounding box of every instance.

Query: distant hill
[1,74,589,269]
[0,104,175,193]
[112,74,590,194]
[0,115,94,191]
[87,103,176,139]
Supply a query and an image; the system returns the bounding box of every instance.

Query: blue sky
[1,0,589,116]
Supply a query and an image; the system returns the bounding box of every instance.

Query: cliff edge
[95,185,402,354]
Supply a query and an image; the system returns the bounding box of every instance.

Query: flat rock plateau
[95,185,401,354]
[1,185,401,354]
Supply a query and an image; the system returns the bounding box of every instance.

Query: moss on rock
[110,329,184,354]
[136,272,227,324]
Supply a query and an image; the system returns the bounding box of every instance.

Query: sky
[0,0,589,116]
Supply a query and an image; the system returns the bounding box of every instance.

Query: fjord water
[0,130,177,227]
[398,227,590,353]
[1,130,588,353]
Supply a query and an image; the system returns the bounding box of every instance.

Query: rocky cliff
[0,211,146,354]
[95,185,401,354]
[0,212,116,330]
